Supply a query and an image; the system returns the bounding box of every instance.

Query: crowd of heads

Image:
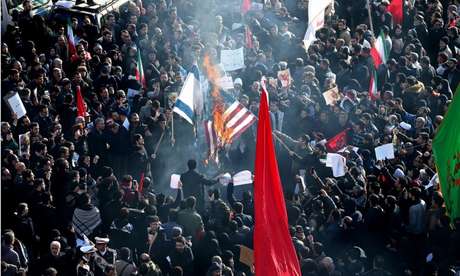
[2,0,460,275]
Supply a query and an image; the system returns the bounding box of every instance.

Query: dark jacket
[180,170,216,212]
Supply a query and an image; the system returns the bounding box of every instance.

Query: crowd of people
[2,0,460,275]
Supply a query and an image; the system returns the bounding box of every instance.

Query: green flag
[433,86,460,219]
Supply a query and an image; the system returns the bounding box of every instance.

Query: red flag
[138,173,145,194]
[325,129,348,152]
[254,88,301,276]
[241,0,251,14]
[388,0,403,25]
[76,86,86,117]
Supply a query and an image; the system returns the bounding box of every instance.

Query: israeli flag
[173,71,202,125]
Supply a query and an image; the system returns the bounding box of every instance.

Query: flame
[203,55,233,145]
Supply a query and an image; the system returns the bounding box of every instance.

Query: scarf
[72,206,101,236]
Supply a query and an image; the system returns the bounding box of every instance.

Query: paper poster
[322,86,340,106]
[277,69,291,87]
[374,143,395,161]
[233,170,253,186]
[220,48,245,71]
[170,174,181,189]
[218,76,234,90]
[239,245,254,268]
[18,132,31,157]
[218,173,232,185]
[127,88,140,98]
[326,153,346,177]
[338,146,359,153]
[251,2,264,10]
[123,118,130,130]
[4,92,27,119]
[426,173,438,190]
[340,96,355,112]
[72,152,80,167]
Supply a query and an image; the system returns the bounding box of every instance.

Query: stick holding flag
[171,113,175,146]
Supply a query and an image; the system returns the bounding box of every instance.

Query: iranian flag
[369,71,379,100]
[135,48,147,89]
[370,31,390,68]
[67,21,77,56]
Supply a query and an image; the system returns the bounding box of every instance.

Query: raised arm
[226,181,237,208]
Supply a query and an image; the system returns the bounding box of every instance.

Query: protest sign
[19,132,31,157]
[239,245,254,268]
[220,48,245,71]
[127,88,140,98]
[218,173,232,185]
[326,153,346,177]
[218,76,234,90]
[170,174,181,189]
[374,143,395,161]
[4,92,27,119]
[277,69,291,87]
[233,170,252,186]
[322,86,340,106]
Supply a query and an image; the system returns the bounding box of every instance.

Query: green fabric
[433,86,460,219]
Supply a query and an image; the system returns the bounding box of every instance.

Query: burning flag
[222,101,256,142]
[203,55,233,145]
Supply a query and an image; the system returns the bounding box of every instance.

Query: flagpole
[171,113,175,147]
[152,131,165,159]
[366,0,375,35]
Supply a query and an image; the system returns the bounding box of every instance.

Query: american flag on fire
[204,101,256,161]
[223,101,257,141]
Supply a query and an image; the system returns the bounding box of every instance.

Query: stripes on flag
[223,101,257,141]
[204,120,218,162]
[370,31,390,68]
[369,70,379,100]
[67,21,77,56]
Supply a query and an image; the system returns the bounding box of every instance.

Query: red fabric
[325,129,348,152]
[138,173,145,194]
[241,0,251,14]
[76,86,86,117]
[254,88,301,276]
[388,0,403,25]
[370,46,383,68]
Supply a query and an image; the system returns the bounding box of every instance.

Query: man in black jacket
[180,160,216,213]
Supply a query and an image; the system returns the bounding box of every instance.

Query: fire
[203,55,233,145]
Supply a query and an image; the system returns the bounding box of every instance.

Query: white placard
[127,88,140,98]
[221,48,245,71]
[326,153,346,177]
[18,132,30,157]
[170,174,181,189]
[338,146,359,153]
[374,143,395,161]
[219,173,232,185]
[4,93,27,119]
[218,76,234,90]
[251,2,264,10]
[322,86,340,106]
[123,118,130,130]
[232,170,252,186]
[277,69,291,87]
